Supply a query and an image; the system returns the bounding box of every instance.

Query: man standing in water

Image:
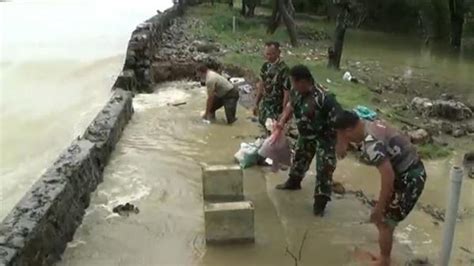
[334,110,426,266]
[272,65,342,216]
[197,64,239,124]
[253,41,291,133]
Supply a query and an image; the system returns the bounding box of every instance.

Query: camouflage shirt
[290,85,342,139]
[358,120,419,174]
[260,60,291,107]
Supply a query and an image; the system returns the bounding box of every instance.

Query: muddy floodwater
[59,82,473,266]
[0,0,173,219]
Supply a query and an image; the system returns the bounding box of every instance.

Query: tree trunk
[449,0,465,49]
[267,0,298,46]
[328,6,348,69]
[229,0,233,8]
[267,0,281,34]
[178,0,185,15]
[241,0,247,15]
[286,0,295,18]
[278,0,298,46]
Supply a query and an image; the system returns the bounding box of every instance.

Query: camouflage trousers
[289,136,337,197]
[385,161,426,226]
[258,100,283,133]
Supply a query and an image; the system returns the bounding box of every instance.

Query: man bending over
[197,64,239,124]
[334,110,426,266]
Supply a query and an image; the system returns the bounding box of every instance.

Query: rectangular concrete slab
[204,201,254,244]
[202,164,243,202]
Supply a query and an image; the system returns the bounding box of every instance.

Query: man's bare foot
[370,256,390,266]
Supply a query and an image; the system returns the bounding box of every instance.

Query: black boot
[313,195,330,216]
[275,177,302,190]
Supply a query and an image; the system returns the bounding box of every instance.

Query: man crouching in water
[197,64,239,124]
[334,110,426,266]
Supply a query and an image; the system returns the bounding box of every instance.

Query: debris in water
[406,257,432,266]
[168,101,187,107]
[460,246,473,254]
[113,203,140,216]
[247,116,258,123]
[332,181,346,195]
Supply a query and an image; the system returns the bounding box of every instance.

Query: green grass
[418,143,452,159]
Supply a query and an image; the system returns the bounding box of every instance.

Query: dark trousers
[210,88,239,124]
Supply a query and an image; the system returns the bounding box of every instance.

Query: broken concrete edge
[117,4,181,93]
[0,89,133,266]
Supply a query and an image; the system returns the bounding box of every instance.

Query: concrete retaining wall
[0,3,185,265]
[0,89,133,266]
[115,5,181,93]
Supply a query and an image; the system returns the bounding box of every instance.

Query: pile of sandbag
[234,119,291,172]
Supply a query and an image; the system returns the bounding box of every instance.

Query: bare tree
[448,0,465,49]
[242,0,257,17]
[267,0,298,46]
[327,0,351,69]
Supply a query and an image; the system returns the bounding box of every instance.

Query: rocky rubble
[408,96,474,139]
[151,17,223,83]
[411,97,473,121]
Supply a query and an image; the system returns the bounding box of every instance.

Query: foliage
[418,143,452,159]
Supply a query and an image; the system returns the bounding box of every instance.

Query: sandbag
[234,139,263,168]
[258,131,291,172]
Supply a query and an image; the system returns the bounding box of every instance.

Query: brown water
[0,0,173,219]
[59,81,473,266]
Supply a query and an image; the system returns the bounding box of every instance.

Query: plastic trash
[343,71,352,81]
[230,77,245,84]
[258,131,291,172]
[353,105,377,120]
[343,71,359,83]
[234,138,263,168]
[265,118,275,132]
[238,84,253,94]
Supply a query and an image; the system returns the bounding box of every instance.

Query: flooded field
[59,82,473,265]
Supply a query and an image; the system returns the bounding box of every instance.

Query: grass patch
[417,143,452,159]
[187,3,374,110]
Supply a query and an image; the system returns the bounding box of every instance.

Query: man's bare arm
[204,94,215,118]
[204,83,216,118]
[282,90,290,111]
[376,160,395,211]
[255,81,263,105]
[276,102,293,128]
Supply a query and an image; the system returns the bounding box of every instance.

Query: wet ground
[59,81,473,265]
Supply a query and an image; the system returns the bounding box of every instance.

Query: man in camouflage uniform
[253,41,291,133]
[273,65,342,216]
[334,110,426,266]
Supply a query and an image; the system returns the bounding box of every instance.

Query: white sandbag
[258,132,291,172]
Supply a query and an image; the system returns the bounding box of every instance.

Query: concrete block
[204,201,254,244]
[202,164,243,202]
